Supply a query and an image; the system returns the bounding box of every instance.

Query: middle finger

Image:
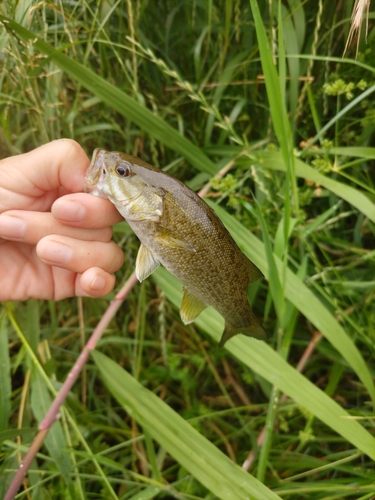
[0,211,112,244]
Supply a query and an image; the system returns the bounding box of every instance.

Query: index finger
[51,193,124,228]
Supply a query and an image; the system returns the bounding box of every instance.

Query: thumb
[1,139,90,195]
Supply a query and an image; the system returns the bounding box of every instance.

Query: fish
[84,148,266,347]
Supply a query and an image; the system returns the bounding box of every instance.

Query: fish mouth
[83,148,108,198]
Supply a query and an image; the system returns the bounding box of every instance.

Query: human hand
[0,139,124,301]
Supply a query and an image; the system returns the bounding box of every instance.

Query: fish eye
[116,164,130,177]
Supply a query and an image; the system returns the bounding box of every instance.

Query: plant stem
[256,384,279,483]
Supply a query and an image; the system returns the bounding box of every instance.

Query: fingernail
[38,241,73,264]
[0,216,26,240]
[90,275,106,291]
[52,200,86,222]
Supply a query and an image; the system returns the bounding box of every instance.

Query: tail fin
[219,322,266,348]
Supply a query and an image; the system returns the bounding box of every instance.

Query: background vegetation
[1,0,375,498]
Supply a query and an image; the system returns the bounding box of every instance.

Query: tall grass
[1,1,375,498]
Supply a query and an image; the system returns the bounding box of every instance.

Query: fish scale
[84,148,266,347]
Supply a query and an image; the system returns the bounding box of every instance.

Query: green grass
[1,1,375,499]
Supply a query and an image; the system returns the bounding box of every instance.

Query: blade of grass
[257,385,279,483]
[314,146,375,159]
[307,85,323,138]
[287,0,306,51]
[248,2,299,393]
[255,202,285,327]
[0,312,11,433]
[133,281,147,379]
[278,1,287,108]
[248,0,287,153]
[92,350,282,500]
[0,15,217,176]
[254,188,287,481]
[275,0,294,276]
[249,0,299,217]
[279,2,300,125]
[30,369,76,496]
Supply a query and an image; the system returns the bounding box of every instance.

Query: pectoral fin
[136,243,160,281]
[156,226,196,252]
[180,287,207,324]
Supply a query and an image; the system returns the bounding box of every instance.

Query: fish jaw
[84,149,109,199]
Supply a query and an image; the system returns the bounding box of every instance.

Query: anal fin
[180,287,207,324]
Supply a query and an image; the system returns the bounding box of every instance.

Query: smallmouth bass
[84,149,266,346]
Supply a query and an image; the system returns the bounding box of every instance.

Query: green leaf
[0,15,217,176]
[248,0,299,258]
[316,146,375,159]
[248,0,288,154]
[91,350,282,500]
[254,202,285,325]
[30,369,75,494]
[127,486,162,500]
[0,428,35,442]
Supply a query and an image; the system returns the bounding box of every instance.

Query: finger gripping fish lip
[84,149,107,195]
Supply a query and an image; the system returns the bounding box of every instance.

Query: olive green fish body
[84,149,265,346]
